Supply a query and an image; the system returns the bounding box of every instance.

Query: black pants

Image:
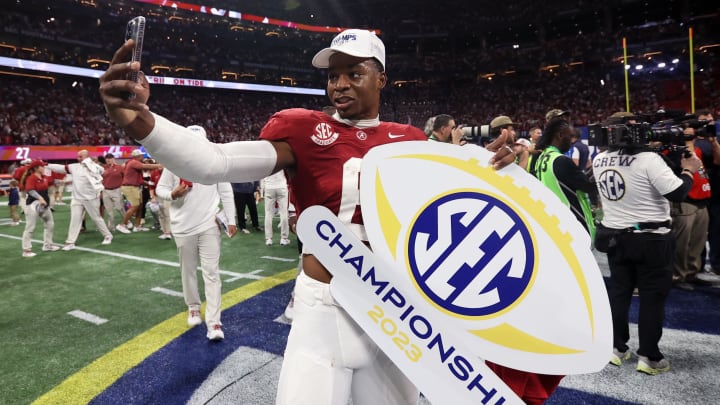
[607,231,674,361]
[234,192,258,229]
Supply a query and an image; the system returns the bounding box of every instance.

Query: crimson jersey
[24,174,52,205]
[260,108,426,239]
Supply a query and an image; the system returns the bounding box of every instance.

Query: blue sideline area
[91,282,293,405]
[89,278,720,405]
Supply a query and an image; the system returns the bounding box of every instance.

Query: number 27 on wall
[15,147,30,160]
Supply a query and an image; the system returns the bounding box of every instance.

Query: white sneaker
[22,251,36,258]
[61,244,76,251]
[240,228,250,234]
[132,226,150,232]
[42,245,60,252]
[187,309,202,327]
[206,324,224,341]
[116,224,131,234]
[280,238,291,246]
[158,233,172,240]
[265,238,273,246]
[101,236,113,245]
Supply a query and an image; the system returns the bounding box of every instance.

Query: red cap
[28,160,48,169]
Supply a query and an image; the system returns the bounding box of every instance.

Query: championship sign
[296,141,611,404]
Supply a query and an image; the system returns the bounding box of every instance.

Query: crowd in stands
[1,66,718,147]
[1,0,718,89]
[1,0,718,146]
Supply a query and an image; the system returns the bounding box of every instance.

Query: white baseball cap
[312,29,385,71]
[131,149,144,157]
[187,125,207,138]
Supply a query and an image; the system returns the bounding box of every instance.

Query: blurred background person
[594,115,702,375]
[535,119,596,237]
[231,181,261,234]
[47,150,113,250]
[261,170,290,246]
[156,125,237,341]
[12,158,32,212]
[117,149,162,234]
[101,153,126,231]
[428,113,463,144]
[8,179,21,226]
[20,160,59,257]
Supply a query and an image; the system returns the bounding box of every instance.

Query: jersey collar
[332,112,380,129]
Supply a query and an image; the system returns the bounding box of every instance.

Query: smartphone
[124,16,146,91]
[180,179,193,188]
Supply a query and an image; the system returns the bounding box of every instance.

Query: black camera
[587,123,689,147]
[461,125,490,144]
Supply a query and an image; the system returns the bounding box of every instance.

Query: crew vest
[535,145,596,238]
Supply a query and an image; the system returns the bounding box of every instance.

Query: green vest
[535,146,595,238]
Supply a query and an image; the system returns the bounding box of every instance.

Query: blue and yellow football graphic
[360,141,612,375]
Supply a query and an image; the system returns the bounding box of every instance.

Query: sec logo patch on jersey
[360,141,612,375]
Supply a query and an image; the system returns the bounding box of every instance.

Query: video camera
[587,123,688,147]
[461,125,491,144]
[587,109,715,148]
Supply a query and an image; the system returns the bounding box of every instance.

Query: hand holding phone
[125,16,146,97]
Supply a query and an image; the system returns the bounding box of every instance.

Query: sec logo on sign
[407,191,535,318]
[360,141,612,375]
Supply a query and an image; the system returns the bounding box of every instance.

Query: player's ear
[376,70,387,90]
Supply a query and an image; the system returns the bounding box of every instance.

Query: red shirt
[148,168,163,192]
[103,163,125,189]
[688,147,711,201]
[259,109,426,234]
[12,166,28,182]
[25,174,51,192]
[122,159,144,186]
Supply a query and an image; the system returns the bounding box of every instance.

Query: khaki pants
[22,201,55,251]
[671,202,709,281]
[174,226,222,327]
[102,188,126,229]
[264,187,290,241]
[66,198,112,244]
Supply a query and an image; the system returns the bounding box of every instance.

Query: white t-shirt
[155,169,236,236]
[593,150,682,230]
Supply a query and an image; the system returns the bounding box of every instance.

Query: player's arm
[555,157,595,193]
[155,169,176,201]
[99,42,293,184]
[46,163,69,175]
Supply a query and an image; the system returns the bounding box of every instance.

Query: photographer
[427,114,464,144]
[592,119,702,375]
[668,125,715,290]
[692,110,720,275]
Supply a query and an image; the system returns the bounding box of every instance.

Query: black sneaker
[688,277,714,287]
[254,226,263,232]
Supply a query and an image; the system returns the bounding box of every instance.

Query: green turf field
[0,195,298,405]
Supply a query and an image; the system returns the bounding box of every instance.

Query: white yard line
[261,256,296,262]
[67,310,108,325]
[151,287,185,297]
[0,233,270,279]
[221,269,264,282]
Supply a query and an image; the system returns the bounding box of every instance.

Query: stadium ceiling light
[658,62,666,68]
[635,65,643,70]
[625,65,631,70]
[672,58,680,64]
